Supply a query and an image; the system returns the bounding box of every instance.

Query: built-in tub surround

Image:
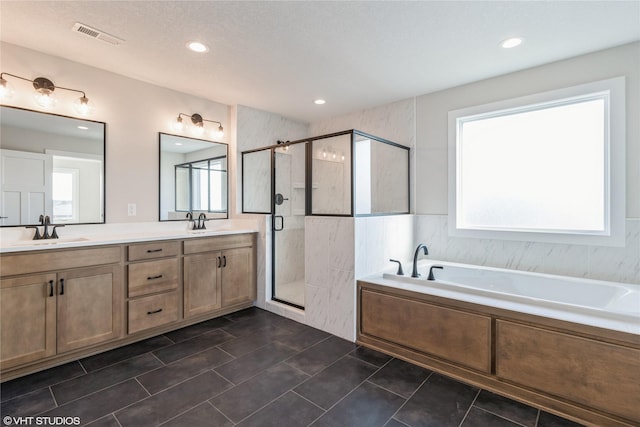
[0,219,260,253]
[358,265,640,426]
[382,259,639,334]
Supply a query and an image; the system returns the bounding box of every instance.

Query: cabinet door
[57,264,122,353]
[0,274,57,369]
[221,247,255,307]
[183,252,221,318]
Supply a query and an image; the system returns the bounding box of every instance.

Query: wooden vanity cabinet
[183,234,256,318]
[1,233,257,381]
[1,273,57,369]
[126,241,180,334]
[0,247,123,370]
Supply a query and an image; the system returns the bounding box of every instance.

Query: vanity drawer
[128,291,178,334]
[128,258,178,297]
[183,233,254,254]
[128,241,180,261]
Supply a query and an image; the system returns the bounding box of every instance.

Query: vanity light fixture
[173,113,224,139]
[0,72,94,115]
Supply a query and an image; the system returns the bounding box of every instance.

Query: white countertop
[0,219,261,253]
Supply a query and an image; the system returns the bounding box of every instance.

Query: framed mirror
[0,105,105,226]
[159,133,228,221]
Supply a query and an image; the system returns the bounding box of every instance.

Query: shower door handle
[273,215,284,231]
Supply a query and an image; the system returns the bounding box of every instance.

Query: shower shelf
[292,182,318,189]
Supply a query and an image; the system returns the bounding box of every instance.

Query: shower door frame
[241,129,411,310]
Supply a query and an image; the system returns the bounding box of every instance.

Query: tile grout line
[457,388,481,427]
[387,370,434,424]
[302,354,404,425]
[471,405,533,427]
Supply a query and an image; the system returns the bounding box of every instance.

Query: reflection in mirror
[311,134,352,215]
[0,105,105,226]
[242,149,272,213]
[355,134,409,215]
[159,133,228,221]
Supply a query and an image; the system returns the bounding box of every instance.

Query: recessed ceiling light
[500,37,523,49]
[77,125,89,130]
[186,41,209,53]
[175,142,183,146]
[314,99,326,105]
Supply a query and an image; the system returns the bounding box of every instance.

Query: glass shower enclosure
[242,130,410,310]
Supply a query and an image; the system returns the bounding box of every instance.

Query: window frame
[447,77,626,247]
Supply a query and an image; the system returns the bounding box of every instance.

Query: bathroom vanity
[0,231,256,381]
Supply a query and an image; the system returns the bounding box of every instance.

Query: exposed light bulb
[33,89,57,109]
[0,78,14,99]
[213,124,224,139]
[73,95,93,116]
[172,116,184,132]
[322,149,327,159]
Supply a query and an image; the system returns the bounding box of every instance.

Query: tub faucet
[427,265,443,281]
[411,244,429,278]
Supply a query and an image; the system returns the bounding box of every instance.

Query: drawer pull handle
[48,280,54,297]
[147,308,163,315]
[59,278,65,295]
[217,256,221,268]
[147,274,164,280]
[146,248,163,253]
[222,255,227,267]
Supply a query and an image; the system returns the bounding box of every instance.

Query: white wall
[416,42,639,218]
[1,42,231,223]
[234,105,309,320]
[413,42,639,285]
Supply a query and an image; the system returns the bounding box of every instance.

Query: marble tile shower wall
[416,215,640,284]
[305,217,356,341]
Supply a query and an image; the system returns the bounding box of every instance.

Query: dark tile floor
[1,308,584,427]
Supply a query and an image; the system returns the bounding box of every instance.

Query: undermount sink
[11,237,90,246]
[188,229,230,235]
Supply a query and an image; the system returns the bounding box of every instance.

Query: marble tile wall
[415,215,640,284]
[305,216,355,340]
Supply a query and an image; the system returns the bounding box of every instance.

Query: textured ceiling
[1,1,638,123]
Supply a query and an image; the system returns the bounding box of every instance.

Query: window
[448,77,625,246]
[52,168,79,223]
[175,157,227,213]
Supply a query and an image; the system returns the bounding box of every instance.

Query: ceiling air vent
[71,22,124,45]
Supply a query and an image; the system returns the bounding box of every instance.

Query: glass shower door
[272,143,306,308]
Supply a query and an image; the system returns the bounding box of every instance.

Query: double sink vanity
[0,226,257,381]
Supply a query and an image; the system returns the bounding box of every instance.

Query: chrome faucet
[411,244,429,278]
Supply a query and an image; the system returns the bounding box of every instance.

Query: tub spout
[411,244,429,278]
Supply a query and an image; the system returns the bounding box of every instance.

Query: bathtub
[377,260,640,335]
